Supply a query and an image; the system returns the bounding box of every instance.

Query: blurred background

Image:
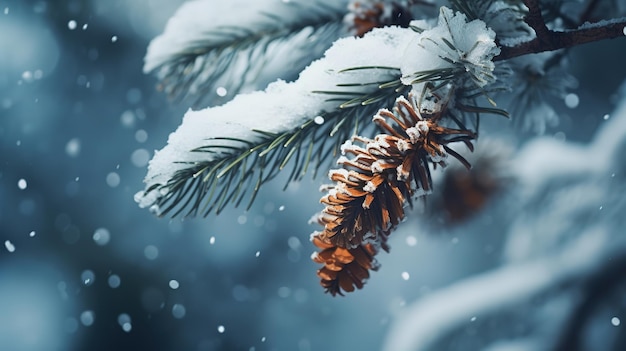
[1,0,625,350]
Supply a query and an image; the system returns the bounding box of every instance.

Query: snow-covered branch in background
[136,26,417,216]
[382,227,618,351]
[506,51,578,134]
[136,6,507,221]
[144,0,349,107]
[382,97,626,350]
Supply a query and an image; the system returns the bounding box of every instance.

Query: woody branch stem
[495,17,626,61]
[521,0,550,41]
[579,0,601,23]
[494,0,626,61]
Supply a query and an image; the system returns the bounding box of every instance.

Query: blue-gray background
[1,1,625,351]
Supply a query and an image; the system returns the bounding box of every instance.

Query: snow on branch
[401,7,501,88]
[136,6,506,218]
[382,226,620,351]
[144,0,349,107]
[136,26,418,216]
[136,6,506,219]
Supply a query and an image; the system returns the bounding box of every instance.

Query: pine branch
[447,0,492,21]
[138,7,512,219]
[144,0,347,107]
[142,71,410,218]
[143,61,504,219]
[506,52,577,133]
[382,228,623,351]
[552,251,626,351]
[579,0,601,24]
[495,0,626,61]
[523,0,551,39]
[137,25,425,217]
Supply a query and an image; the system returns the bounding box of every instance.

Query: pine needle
[148,71,411,218]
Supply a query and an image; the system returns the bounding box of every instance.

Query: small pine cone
[436,140,512,223]
[348,2,386,37]
[347,1,414,37]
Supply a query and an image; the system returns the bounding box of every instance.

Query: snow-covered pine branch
[144,0,349,108]
[136,26,416,217]
[401,6,501,89]
[135,7,504,219]
[137,0,626,299]
[382,226,622,351]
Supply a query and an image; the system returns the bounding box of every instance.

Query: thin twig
[495,0,626,61]
[495,16,626,61]
[551,252,626,351]
[579,0,601,24]
[522,0,551,42]
[496,19,626,61]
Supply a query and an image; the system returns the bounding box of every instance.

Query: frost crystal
[373,135,390,148]
[216,87,227,97]
[118,314,132,332]
[363,181,377,193]
[336,156,350,165]
[169,279,180,289]
[340,139,354,155]
[406,235,417,246]
[371,160,386,173]
[17,178,27,190]
[405,126,420,143]
[416,121,429,135]
[172,304,186,319]
[401,7,500,88]
[108,274,121,288]
[93,228,111,246]
[81,270,96,286]
[397,139,410,153]
[396,164,410,181]
[80,310,95,327]
[4,240,15,253]
[565,93,580,109]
